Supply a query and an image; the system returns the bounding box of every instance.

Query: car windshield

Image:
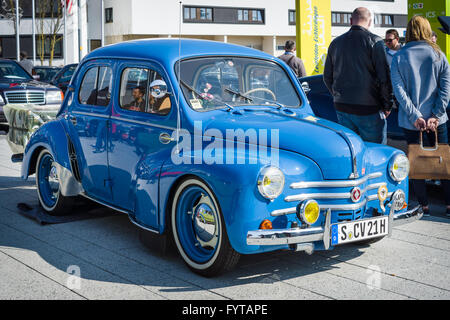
[0,61,32,82]
[176,57,302,111]
[35,67,60,82]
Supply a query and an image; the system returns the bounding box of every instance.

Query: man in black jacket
[323,7,393,144]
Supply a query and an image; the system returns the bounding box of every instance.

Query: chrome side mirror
[301,82,311,95]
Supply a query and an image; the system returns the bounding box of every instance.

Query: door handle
[69,115,77,125]
[159,132,174,144]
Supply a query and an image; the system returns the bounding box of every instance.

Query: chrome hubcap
[192,194,218,249]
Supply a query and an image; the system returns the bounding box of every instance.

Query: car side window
[60,66,76,82]
[78,66,112,107]
[119,67,171,116]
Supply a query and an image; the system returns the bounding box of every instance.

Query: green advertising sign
[408,0,449,59]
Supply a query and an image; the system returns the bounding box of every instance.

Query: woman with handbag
[391,15,450,217]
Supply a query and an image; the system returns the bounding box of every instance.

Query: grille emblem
[350,187,362,202]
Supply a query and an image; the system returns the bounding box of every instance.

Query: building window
[237,9,263,23]
[0,35,63,59]
[288,10,295,25]
[183,6,264,25]
[105,7,113,23]
[331,12,352,26]
[0,0,61,19]
[374,14,394,27]
[184,6,212,22]
[90,40,101,52]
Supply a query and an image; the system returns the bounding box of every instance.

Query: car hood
[0,79,58,91]
[199,108,367,180]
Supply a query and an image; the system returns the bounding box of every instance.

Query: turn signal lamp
[259,219,273,230]
[297,200,320,226]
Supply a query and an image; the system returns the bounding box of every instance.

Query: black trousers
[403,124,450,207]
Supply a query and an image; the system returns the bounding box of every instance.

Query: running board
[80,193,160,235]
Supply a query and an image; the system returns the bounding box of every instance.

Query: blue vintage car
[20,39,422,276]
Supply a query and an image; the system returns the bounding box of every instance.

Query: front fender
[21,119,71,180]
[158,145,323,254]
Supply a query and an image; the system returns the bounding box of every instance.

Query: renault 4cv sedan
[20,39,422,276]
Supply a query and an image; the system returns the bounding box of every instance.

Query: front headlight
[257,166,285,200]
[389,154,409,182]
[46,90,63,104]
[0,94,4,105]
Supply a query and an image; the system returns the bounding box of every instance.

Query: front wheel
[171,178,240,277]
[36,149,73,215]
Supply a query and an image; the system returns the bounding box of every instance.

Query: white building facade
[0,0,408,66]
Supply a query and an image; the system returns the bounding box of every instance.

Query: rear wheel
[36,149,73,215]
[171,178,240,277]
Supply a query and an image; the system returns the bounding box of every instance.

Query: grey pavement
[0,130,449,300]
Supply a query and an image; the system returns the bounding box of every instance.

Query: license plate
[331,216,389,245]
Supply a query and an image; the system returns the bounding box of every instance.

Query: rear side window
[119,67,171,116]
[78,66,112,106]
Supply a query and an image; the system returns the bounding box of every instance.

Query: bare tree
[36,0,63,66]
[36,0,48,65]
[48,0,63,66]
[0,0,23,49]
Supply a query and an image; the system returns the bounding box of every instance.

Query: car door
[108,61,177,229]
[66,60,114,203]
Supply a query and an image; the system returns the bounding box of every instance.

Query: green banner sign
[408,0,450,59]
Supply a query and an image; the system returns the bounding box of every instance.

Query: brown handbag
[408,130,450,179]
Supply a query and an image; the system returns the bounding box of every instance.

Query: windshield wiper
[224,87,253,102]
[224,87,290,111]
[238,91,287,110]
[180,80,234,111]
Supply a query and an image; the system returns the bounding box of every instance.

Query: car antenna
[175,1,182,154]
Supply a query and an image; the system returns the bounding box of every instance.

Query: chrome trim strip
[271,207,297,216]
[320,199,367,211]
[80,193,130,214]
[110,115,177,131]
[285,182,387,202]
[290,172,382,189]
[391,205,423,227]
[367,192,393,201]
[128,214,160,234]
[334,130,358,179]
[285,192,350,202]
[247,226,324,245]
[72,111,110,119]
[271,199,368,217]
[70,112,177,131]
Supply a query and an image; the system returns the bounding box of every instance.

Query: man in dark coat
[323,7,393,145]
[278,40,306,77]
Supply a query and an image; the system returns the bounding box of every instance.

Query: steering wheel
[243,88,276,101]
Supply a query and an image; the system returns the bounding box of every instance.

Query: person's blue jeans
[336,111,387,144]
[403,124,450,207]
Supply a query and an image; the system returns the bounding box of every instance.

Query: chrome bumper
[246,205,423,248]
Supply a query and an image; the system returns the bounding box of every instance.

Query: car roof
[33,66,61,69]
[0,58,20,64]
[83,38,276,65]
